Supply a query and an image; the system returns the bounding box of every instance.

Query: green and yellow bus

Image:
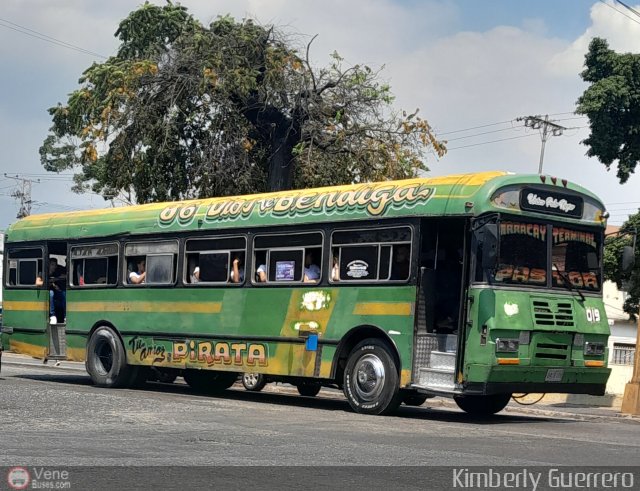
[0,171,611,415]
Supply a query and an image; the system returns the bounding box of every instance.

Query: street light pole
[516,115,568,174]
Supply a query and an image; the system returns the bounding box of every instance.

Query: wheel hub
[353,354,385,402]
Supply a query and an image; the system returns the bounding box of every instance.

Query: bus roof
[5,171,606,243]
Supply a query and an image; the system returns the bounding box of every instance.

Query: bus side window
[6,248,44,287]
[253,232,323,285]
[183,236,246,285]
[330,227,411,282]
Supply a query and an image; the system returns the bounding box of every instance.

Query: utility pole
[4,174,39,219]
[516,115,568,174]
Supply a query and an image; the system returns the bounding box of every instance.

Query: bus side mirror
[482,223,499,270]
[621,245,635,274]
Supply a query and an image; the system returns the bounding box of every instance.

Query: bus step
[418,367,455,390]
[429,351,456,370]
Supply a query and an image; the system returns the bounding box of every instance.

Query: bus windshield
[476,220,602,292]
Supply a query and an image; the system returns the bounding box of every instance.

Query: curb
[2,354,85,373]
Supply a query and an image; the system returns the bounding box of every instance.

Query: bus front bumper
[463,364,611,396]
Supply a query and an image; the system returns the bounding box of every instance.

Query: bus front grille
[532,300,574,328]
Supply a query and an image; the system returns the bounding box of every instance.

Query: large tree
[604,211,640,319]
[40,2,444,204]
[577,37,640,184]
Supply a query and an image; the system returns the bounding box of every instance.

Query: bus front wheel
[184,369,238,394]
[86,326,138,388]
[343,339,401,415]
[453,393,511,416]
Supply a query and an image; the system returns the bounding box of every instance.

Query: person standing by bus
[43,258,66,324]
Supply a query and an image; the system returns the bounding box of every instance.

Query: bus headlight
[496,338,519,353]
[584,342,605,356]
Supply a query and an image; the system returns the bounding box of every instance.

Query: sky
[1,0,640,231]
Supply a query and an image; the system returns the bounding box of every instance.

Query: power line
[599,0,640,25]
[615,0,640,19]
[438,119,516,136]
[447,133,537,151]
[444,124,526,142]
[0,16,108,59]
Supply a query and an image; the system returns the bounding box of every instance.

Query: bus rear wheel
[296,381,322,397]
[453,393,511,416]
[343,339,401,415]
[184,369,238,394]
[86,326,138,388]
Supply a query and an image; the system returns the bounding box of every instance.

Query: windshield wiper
[553,264,585,302]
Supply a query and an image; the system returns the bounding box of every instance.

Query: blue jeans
[49,289,66,319]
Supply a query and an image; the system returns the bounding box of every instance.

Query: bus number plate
[545,369,564,382]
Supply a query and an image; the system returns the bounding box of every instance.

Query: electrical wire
[599,0,640,25]
[0,16,107,59]
[447,133,537,151]
[512,393,546,405]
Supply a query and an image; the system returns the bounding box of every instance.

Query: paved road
[1,362,638,470]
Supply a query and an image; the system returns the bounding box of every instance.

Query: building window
[612,343,636,366]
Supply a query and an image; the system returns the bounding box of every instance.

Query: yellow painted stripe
[10,340,47,359]
[67,301,222,314]
[3,301,46,311]
[352,302,412,316]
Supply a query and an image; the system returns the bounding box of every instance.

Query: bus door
[45,241,68,360]
[3,245,48,358]
[414,218,466,390]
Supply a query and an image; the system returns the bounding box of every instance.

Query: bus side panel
[2,288,48,358]
[66,285,416,383]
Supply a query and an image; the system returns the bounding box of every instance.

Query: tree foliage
[40,2,445,204]
[604,211,640,319]
[577,37,640,184]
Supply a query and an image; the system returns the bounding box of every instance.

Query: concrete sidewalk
[2,351,638,421]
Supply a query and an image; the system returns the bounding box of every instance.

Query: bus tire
[343,339,401,415]
[296,381,321,397]
[242,373,267,392]
[86,326,136,388]
[453,393,511,416]
[401,391,429,407]
[184,369,238,394]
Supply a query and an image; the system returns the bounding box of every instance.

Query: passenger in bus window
[256,263,267,282]
[303,250,321,283]
[191,266,200,283]
[231,255,245,283]
[129,258,146,284]
[331,253,340,282]
[390,245,410,280]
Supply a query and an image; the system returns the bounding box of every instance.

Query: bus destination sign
[519,187,583,218]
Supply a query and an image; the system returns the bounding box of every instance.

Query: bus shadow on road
[12,372,574,425]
